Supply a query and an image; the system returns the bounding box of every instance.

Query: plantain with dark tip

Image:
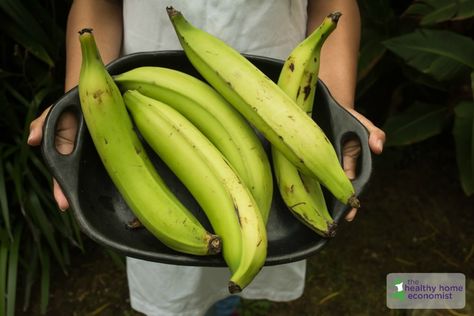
[272,12,342,237]
[78,28,220,256]
[167,7,360,210]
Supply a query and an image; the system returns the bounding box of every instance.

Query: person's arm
[28,0,123,211]
[307,0,385,221]
[65,0,123,91]
[307,0,360,109]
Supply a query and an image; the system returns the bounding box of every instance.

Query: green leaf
[0,0,55,65]
[0,231,9,316]
[21,245,39,313]
[21,0,66,52]
[0,69,18,81]
[404,0,474,25]
[0,18,54,67]
[24,170,79,252]
[26,192,66,272]
[383,29,474,81]
[29,154,54,188]
[358,40,386,81]
[453,101,474,195]
[5,161,24,217]
[103,248,126,271]
[471,71,474,101]
[0,151,11,239]
[70,213,84,251]
[25,166,54,211]
[384,102,450,146]
[60,240,71,267]
[6,225,22,316]
[401,65,449,91]
[4,82,31,108]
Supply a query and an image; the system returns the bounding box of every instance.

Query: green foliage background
[0,1,81,315]
[0,0,472,315]
[357,0,474,194]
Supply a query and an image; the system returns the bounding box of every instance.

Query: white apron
[122,1,308,315]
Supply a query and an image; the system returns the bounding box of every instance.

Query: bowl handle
[321,82,373,198]
[41,87,84,200]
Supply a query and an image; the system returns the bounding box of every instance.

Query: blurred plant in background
[357,0,474,195]
[0,1,82,315]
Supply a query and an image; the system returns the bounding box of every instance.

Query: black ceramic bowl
[41,51,372,266]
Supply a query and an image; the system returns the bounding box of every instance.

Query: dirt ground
[18,133,474,316]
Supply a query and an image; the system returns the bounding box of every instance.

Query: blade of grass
[20,90,50,170]
[0,148,17,164]
[26,191,66,272]
[6,224,22,316]
[25,170,81,251]
[26,147,83,250]
[70,213,84,251]
[58,213,83,251]
[21,243,38,313]
[29,153,55,188]
[5,161,25,222]
[0,151,12,239]
[27,152,81,249]
[4,81,31,109]
[59,210,84,251]
[25,169,55,213]
[4,84,50,154]
[103,248,125,271]
[0,230,10,316]
[3,85,37,186]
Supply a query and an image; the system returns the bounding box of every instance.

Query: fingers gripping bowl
[41,51,372,266]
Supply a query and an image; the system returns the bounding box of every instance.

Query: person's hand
[28,106,78,211]
[342,108,385,221]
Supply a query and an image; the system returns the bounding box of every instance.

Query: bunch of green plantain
[77,7,357,293]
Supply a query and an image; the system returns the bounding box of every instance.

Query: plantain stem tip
[329,11,342,23]
[78,28,93,35]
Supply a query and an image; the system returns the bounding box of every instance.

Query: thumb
[346,108,385,154]
[28,106,51,146]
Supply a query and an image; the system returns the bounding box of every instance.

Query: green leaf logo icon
[391,278,405,301]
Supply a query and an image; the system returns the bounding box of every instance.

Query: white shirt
[122,0,308,60]
[122,1,309,315]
